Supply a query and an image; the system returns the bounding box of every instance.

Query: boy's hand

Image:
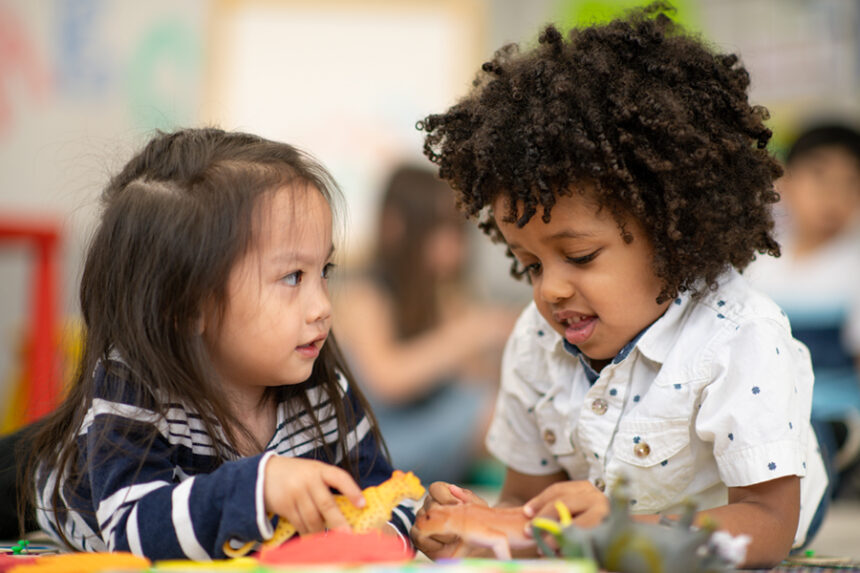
[263,456,365,535]
[411,481,488,559]
[523,479,609,528]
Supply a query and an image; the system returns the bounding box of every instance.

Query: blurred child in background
[748,123,860,497]
[336,165,517,485]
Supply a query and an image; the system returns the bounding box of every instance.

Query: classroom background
[1,0,859,559]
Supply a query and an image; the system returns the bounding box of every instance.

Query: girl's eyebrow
[271,244,335,265]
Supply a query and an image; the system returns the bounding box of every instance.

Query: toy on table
[223,469,425,558]
[256,530,413,566]
[530,477,749,573]
[413,504,537,560]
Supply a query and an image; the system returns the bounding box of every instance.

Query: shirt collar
[635,293,691,365]
[536,291,692,375]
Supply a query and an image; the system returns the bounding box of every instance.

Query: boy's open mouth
[555,312,598,345]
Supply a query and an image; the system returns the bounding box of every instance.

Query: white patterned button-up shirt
[486,269,828,547]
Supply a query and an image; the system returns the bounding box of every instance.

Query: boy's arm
[634,475,799,569]
[498,467,568,507]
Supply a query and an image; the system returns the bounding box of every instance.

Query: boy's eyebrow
[507,229,594,251]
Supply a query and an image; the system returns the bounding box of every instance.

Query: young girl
[25,128,415,559]
[412,4,828,568]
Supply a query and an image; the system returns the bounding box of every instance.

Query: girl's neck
[224,387,277,456]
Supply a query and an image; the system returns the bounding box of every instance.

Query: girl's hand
[411,482,488,559]
[523,479,609,528]
[263,456,365,535]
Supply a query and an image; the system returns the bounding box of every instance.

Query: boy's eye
[524,262,542,277]
[282,271,303,286]
[322,263,336,279]
[567,249,600,265]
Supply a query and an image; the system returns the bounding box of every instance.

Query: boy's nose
[538,270,575,303]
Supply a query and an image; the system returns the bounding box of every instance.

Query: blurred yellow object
[155,557,258,570]
[7,551,149,573]
[1,319,83,433]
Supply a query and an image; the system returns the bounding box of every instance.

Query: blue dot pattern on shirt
[594,452,599,459]
[789,422,793,429]
[633,395,640,402]
[717,300,725,306]
[768,462,776,470]
[776,347,780,355]
[633,436,640,444]
[537,330,544,337]
[541,459,548,466]
[728,432,734,440]
[661,460,668,466]
[717,313,725,319]
[673,383,681,390]
[609,388,617,396]
[674,298,682,305]
[752,386,760,395]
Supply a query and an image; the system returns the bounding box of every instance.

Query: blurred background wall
[0,0,858,421]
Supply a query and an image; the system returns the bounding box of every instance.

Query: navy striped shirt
[35,359,416,559]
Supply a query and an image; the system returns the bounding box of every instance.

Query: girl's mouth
[296,336,326,358]
[559,314,598,346]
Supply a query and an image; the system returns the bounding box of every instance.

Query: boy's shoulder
[690,269,792,330]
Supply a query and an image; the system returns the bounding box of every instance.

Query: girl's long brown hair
[24,128,385,540]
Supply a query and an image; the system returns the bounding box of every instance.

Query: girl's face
[203,185,334,401]
[493,190,669,369]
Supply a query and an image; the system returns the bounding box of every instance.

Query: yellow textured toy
[223,470,425,558]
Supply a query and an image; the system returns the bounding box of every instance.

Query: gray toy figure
[531,476,749,573]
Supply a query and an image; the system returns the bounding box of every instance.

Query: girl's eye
[282,271,303,286]
[567,249,600,265]
[322,263,336,279]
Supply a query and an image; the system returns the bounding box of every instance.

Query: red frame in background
[0,216,61,422]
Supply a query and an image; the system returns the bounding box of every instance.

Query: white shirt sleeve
[695,316,814,487]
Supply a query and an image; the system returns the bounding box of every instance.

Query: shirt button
[543,429,556,445]
[591,398,608,415]
[594,477,606,492]
[634,442,651,458]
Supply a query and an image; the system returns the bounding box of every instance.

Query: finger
[294,493,326,534]
[283,500,312,536]
[310,483,350,532]
[448,484,485,505]
[321,466,365,509]
[427,481,460,505]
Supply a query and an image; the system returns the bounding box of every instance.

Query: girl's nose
[307,283,332,324]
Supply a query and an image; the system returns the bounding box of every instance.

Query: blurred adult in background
[748,123,860,497]
[336,165,517,485]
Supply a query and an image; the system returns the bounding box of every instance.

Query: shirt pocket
[608,417,694,512]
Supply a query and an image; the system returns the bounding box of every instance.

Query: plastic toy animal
[223,470,425,558]
[413,504,537,560]
[530,477,749,573]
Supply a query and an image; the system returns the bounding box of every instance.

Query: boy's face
[493,190,669,369]
[780,146,860,243]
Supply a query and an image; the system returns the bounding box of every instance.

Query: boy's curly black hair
[419,2,781,303]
